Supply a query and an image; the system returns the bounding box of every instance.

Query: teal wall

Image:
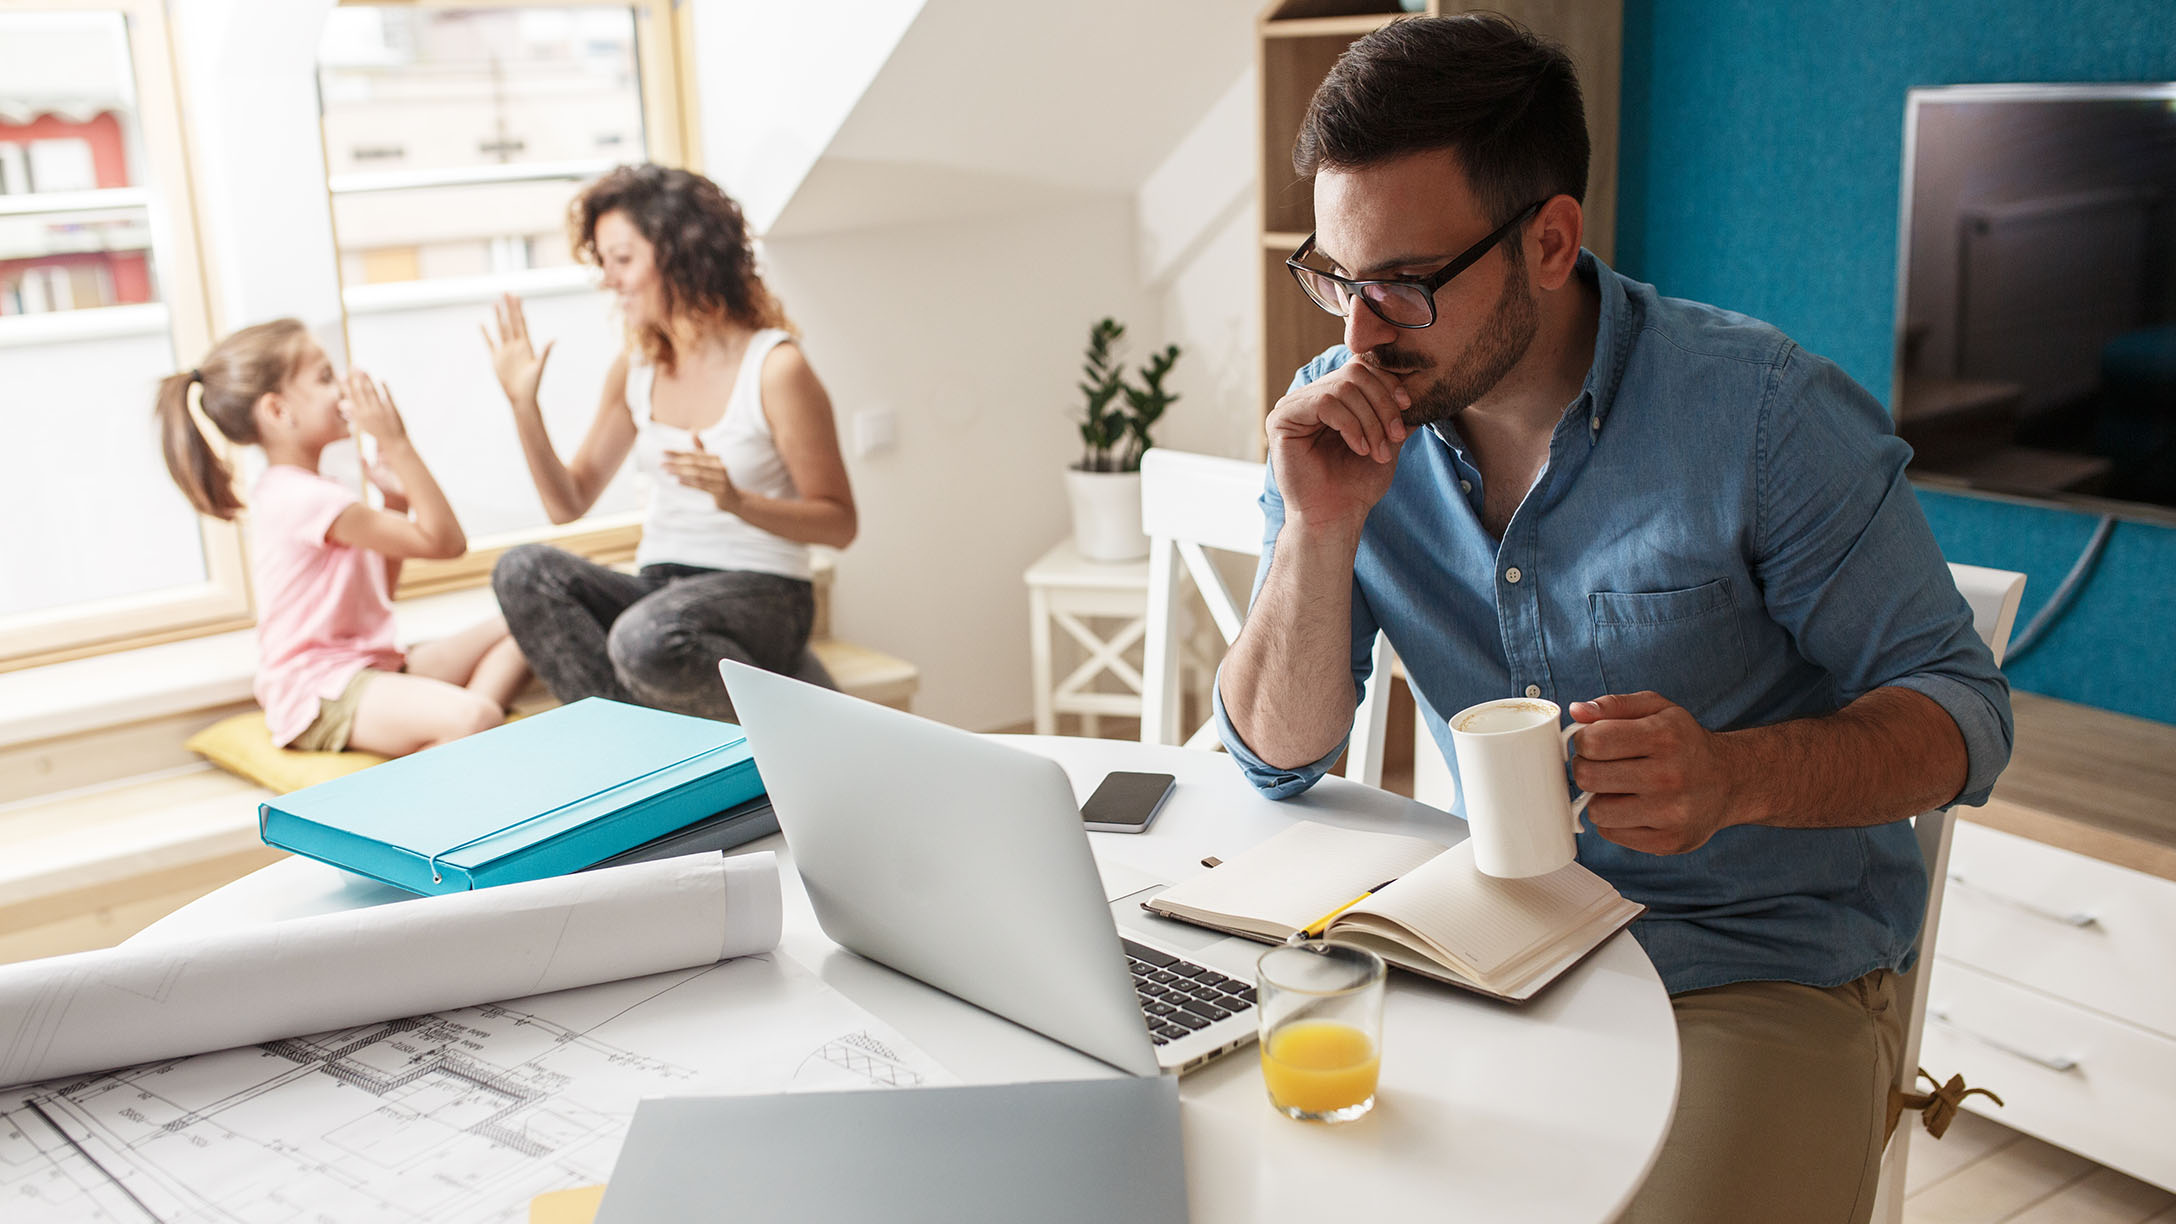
[1615,0,2176,725]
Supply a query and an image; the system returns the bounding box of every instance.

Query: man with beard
[1214,15,2012,1224]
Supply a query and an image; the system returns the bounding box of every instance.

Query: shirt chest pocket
[1587,579,1749,723]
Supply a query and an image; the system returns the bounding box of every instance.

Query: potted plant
[1065,317,1181,562]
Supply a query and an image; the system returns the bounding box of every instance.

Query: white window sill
[0,585,507,751]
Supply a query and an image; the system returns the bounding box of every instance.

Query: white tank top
[627,328,812,580]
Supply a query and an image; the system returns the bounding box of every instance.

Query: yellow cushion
[184,710,388,794]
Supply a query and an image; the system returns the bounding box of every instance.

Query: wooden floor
[1905,1108,2174,1223]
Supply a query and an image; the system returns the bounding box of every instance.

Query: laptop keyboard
[1122,939,1257,1046]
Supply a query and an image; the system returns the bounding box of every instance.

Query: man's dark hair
[1293,14,1589,227]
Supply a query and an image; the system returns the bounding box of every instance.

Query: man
[1215,15,2012,1224]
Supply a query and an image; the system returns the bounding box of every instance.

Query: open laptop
[718,659,1263,1076]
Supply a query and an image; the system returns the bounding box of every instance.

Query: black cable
[2002,514,2118,665]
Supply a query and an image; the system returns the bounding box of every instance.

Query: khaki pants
[1617,970,1903,1224]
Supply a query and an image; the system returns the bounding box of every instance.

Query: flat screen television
[1894,84,2176,521]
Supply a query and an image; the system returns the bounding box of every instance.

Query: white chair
[1872,561,2027,1223]
[1137,448,1397,786]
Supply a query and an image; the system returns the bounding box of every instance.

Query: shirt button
[1459,480,1472,494]
[1524,684,1541,698]
[1504,567,1523,584]
[1590,415,1602,430]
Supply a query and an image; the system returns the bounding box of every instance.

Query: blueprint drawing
[0,953,943,1223]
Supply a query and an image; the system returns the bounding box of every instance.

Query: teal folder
[258,698,765,895]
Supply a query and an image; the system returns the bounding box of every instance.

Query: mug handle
[1560,724,1592,831]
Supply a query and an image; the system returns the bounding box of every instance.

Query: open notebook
[1145,821,1643,1002]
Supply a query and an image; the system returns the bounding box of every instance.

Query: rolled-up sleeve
[1212,676,1347,798]
[1753,347,2015,805]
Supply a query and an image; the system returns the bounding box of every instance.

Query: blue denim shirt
[1214,251,2014,995]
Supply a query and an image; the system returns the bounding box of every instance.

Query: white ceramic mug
[1446,697,1589,878]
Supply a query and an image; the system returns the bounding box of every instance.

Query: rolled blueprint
[0,851,780,1088]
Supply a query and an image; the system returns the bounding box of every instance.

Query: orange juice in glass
[1256,942,1386,1122]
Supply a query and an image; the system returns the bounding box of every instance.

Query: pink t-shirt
[249,465,405,746]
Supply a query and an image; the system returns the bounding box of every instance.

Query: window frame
[0,0,244,672]
[321,0,697,599]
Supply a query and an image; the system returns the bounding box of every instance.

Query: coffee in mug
[1446,696,1590,878]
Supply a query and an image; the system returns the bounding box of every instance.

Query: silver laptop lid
[719,659,1160,1077]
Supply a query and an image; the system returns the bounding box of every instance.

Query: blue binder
[259,698,766,895]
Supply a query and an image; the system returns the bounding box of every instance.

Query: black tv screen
[1894,84,2176,515]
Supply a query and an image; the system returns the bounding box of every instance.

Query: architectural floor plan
[0,953,943,1222]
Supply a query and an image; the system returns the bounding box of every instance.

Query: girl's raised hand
[482,292,555,406]
[345,370,408,446]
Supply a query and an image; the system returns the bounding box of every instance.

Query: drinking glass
[1256,941,1386,1123]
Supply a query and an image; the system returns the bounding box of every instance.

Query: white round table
[141,737,1679,1223]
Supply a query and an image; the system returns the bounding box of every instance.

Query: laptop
[718,659,1263,1077]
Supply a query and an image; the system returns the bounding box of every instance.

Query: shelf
[1261,244,1346,412]
[1261,13,1413,39]
[1261,0,1422,20]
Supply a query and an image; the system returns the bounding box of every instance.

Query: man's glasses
[1286,201,1544,330]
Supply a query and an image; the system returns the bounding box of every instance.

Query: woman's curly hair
[569,164,790,372]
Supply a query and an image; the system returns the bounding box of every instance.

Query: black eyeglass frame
[1285,200,1546,329]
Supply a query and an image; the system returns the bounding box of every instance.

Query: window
[317,1,693,596]
[0,3,237,669]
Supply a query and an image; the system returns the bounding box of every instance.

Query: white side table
[1025,540,1208,737]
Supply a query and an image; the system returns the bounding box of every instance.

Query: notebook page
[1347,840,1619,980]
[1150,821,1445,935]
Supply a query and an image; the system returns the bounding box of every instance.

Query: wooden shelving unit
[1253,0,1622,440]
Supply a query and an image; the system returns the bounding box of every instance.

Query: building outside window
[0,17,156,317]
[318,6,646,288]
[0,4,235,668]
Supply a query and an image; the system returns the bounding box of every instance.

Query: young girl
[156,319,528,758]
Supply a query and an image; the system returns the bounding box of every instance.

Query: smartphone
[1080,771,1176,834]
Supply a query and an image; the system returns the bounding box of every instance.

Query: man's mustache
[1361,349,1435,376]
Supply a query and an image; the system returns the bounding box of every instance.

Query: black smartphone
[1080,771,1176,834]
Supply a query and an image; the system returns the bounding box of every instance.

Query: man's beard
[1365,265,1539,428]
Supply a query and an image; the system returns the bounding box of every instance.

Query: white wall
[760,198,1151,730]
[1136,68,1263,463]
[171,0,344,348]
[689,0,925,230]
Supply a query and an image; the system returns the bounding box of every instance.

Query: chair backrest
[1899,562,2026,1054]
[1945,563,2027,670]
[1137,448,1395,785]
[1876,561,2026,1223]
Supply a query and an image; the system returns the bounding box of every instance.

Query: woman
[486,164,855,721]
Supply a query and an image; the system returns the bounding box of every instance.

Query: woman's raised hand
[344,370,409,447]
[482,292,555,406]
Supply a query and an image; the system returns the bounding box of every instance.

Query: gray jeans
[492,543,828,723]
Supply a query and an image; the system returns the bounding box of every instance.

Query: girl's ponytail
[156,369,243,520]
[154,318,310,522]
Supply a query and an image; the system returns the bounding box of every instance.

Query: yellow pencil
[1290,878,1397,942]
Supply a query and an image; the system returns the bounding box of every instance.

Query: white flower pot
[1064,467,1148,562]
